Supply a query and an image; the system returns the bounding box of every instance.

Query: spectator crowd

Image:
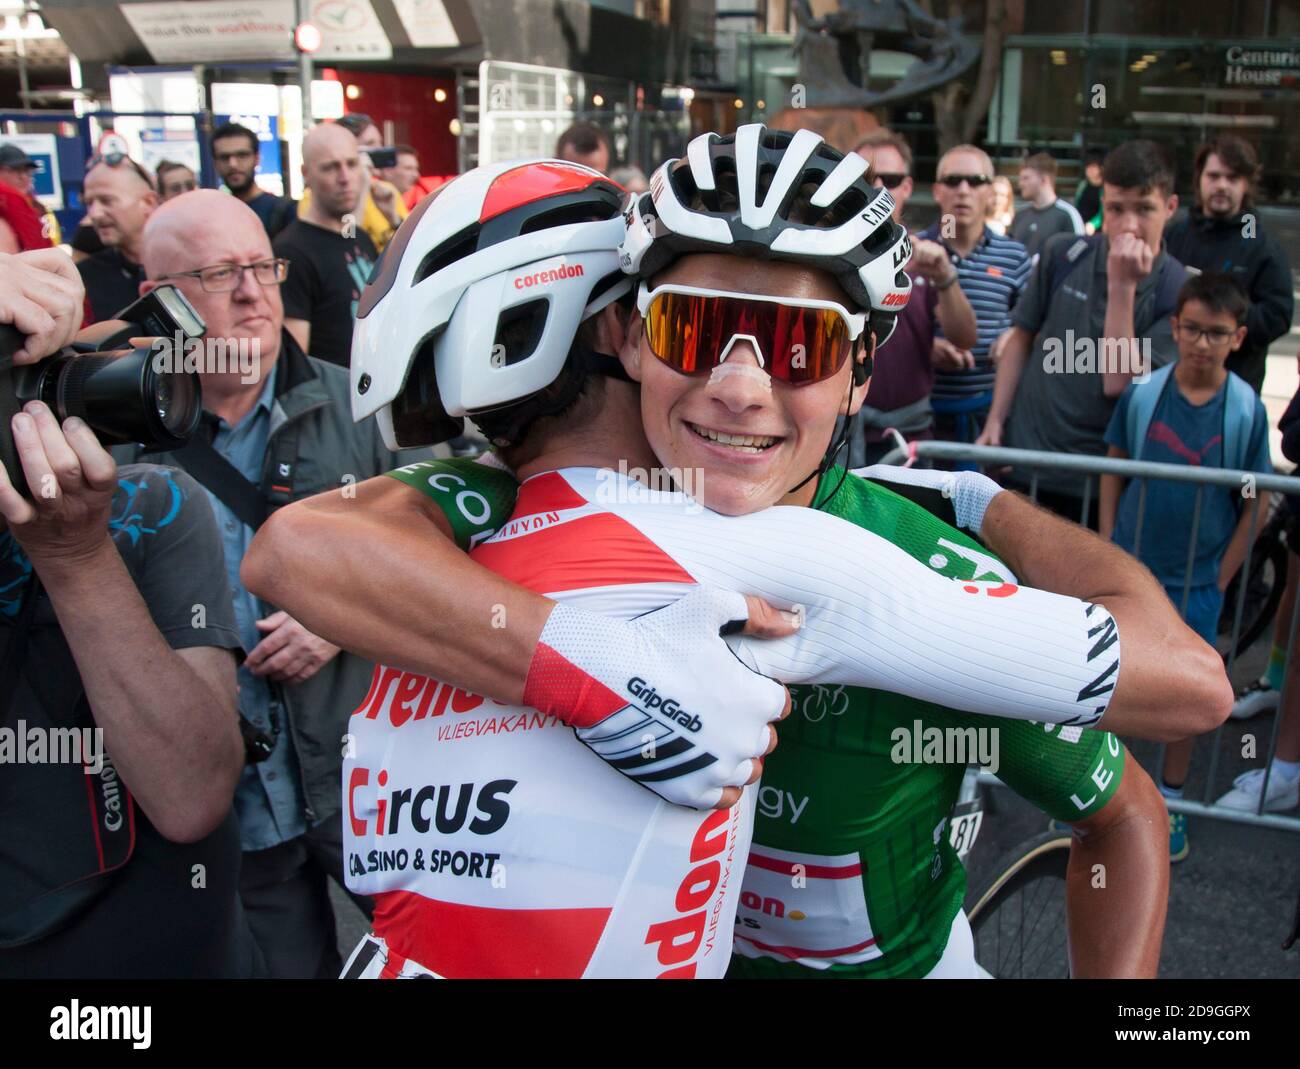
[0,113,1297,981]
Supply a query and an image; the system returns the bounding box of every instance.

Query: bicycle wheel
[966,831,1072,978]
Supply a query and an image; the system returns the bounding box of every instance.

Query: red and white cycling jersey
[345,467,1121,978]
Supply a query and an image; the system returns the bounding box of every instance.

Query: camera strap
[169,432,269,530]
[152,415,302,532]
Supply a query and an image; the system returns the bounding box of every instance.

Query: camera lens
[41,349,202,448]
[150,363,197,437]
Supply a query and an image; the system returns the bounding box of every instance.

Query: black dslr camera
[0,284,206,493]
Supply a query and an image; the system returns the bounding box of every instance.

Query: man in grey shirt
[979,141,1187,524]
[1010,152,1085,262]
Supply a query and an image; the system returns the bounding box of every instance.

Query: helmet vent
[493,298,550,367]
[520,201,614,234]
[414,225,480,285]
[819,185,869,229]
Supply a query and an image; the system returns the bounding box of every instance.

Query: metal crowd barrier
[879,439,1300,835]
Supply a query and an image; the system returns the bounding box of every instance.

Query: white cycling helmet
[620,124,912,346]
[351,159,632,449]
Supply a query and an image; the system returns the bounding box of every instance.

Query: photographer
[121,190,407,978]
[0,249,256,977]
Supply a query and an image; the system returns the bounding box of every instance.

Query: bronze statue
[791,0,980,108]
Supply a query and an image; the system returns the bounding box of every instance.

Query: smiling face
[620,253,870,515]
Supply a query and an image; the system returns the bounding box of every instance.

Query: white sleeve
[629,503,1118,728]
[1057,198,1086,236]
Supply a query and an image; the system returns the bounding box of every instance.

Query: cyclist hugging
[244,127,1232,979]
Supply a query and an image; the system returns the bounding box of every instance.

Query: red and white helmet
[351,160,631,449]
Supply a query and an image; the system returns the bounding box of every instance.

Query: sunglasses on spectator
[87,151,156,189]
[1173,320,1238,347]
[937,174,992,188]
[871,172,908,190]
[154,258,290,294]
[636,282,865,386]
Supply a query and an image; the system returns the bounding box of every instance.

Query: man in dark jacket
[117,190,423,977]
[1164,135,1293,393]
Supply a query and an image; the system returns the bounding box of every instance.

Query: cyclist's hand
[523,586,794,811]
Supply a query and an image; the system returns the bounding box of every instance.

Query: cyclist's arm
[989,714,1167,978]
[1065,758,1169,978]
[977,486,1231,739]
[679,495,1226,740]
[243,472,550,705]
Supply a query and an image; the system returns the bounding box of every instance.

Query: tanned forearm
[244,477,552,705]
[980,491,1232,740]
[1065,756,1169,977]
[36,538,243,842]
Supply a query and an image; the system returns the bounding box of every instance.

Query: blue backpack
[1124,363,1258,471]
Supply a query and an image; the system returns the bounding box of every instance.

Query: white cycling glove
[523,585,788,810]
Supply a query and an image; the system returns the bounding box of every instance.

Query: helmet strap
[785,370,857,504]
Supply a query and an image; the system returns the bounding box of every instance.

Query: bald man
[77,156,159,324]
[272,124,379,366]
[117,189,404,977]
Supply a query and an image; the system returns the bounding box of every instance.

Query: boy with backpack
[1100,273,1274,860]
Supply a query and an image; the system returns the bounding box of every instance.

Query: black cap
[0,143,39,170]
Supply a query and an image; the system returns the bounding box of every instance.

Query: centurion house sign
[1223,45,1300,87]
